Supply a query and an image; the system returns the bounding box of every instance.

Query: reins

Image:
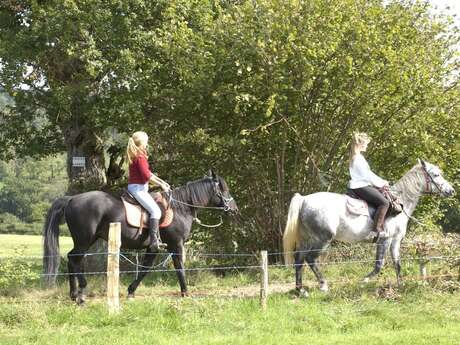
[402,208,430,228]
[167,185,234,228]
[170,197,228,211]
[193,216,224,228]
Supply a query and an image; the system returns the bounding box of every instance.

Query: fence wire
[1,251,459,278]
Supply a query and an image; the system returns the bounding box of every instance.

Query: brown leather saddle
[346,188,403,219]
[121,191,174,230]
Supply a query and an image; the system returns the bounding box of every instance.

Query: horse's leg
[67,249,78,301]
[68,249,88,304]
[171,242,187,297]
[305,244,329,292]
[127,250,158,298]
[364,238,390,282]
[390,238,402,286]
[294,251,308,298]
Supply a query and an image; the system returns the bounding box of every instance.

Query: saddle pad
[345,196,370,217]
[122,196,173,229]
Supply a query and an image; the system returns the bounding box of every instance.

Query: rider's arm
[351,154,388,188]
[368,169,388,188]
[358,155,388,188]
[136,155,153,184]
[149,174,170,192]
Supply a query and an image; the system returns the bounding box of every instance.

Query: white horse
[283,160,455,297]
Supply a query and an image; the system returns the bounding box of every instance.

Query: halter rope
[170,197,228,211]
[169,194,233,228]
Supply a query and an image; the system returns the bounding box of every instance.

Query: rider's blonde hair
[349,132,370,165]
[126,131,149,164]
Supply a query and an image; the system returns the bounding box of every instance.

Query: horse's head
[418,159,455,197]
[207,170,238,214]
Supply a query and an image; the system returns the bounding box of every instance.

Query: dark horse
[43,171,237,303]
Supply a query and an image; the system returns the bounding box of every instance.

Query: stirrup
[372,232,380,243]
[149,241,167,251]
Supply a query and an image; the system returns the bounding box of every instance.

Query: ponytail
[126,131,149,164]
[349,132,370,166]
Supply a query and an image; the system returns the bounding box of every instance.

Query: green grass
[1,235,460,344]
[0,234,73,257]
[0,285,459,345]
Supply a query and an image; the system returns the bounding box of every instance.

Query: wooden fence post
[260,250,268,309]
[419,258,428,282]
[107,222,121,313]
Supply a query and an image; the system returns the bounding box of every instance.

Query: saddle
[345,188,403,219]
[121,191,174,230]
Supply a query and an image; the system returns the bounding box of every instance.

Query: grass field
[0,234,73,257]
[1,235,459,345]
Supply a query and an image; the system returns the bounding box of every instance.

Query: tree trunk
[64,123,108,272]
[64,123,106,194]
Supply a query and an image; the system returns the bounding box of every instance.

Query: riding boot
[372,204,389,242]
[148,219,167,252]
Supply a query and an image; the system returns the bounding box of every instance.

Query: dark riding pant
[352,186,389,208]
[352,186,389,232]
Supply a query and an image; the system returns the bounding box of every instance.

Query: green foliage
[0,0,458,250]
[0,248,40,295]
[151,0,460,252]
[0,155,67,224]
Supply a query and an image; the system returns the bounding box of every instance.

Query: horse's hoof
[319,282,329,292]
[127,293,135,300]
[296,288,309,298]
[363,277,370,284]
[181,291,189,297]
[76,296,86,305]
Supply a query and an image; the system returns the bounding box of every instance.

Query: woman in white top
[348,132,390,238]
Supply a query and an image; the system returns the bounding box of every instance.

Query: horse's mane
[170,176,227,211]
[392,163,424,199]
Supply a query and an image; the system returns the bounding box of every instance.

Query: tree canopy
[1,0,459,252]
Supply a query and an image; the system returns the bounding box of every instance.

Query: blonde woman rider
[348,132,390,240]
[126,131,170,251]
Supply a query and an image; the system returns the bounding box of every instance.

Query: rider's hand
[162,183,171,192]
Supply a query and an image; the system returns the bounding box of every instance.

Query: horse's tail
[43,196,72,286]
[283,193,304,265]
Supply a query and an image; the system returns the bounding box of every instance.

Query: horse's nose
[445,186,456,197]
[229,201,239,214]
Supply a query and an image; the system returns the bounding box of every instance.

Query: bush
[0,248,40,295]
[0,214,43,235]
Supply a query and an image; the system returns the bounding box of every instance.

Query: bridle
[168,178,234,212]
[420,163,444,195]
[212,180,234,212]
[166,178,234,228]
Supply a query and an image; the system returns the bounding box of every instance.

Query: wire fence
[1,240,460,309]
[1,244,459,278]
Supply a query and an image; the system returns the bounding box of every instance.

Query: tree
[0,0,215,191]
[0,155,68,223]
[152,0,460,252]
[0,0,458,253]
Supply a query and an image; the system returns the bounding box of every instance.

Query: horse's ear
[209,169,217,180]
[420,159,427,168]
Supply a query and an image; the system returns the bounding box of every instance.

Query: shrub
[0,248,40,295]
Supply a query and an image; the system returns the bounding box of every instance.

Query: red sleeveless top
[128,155,153,184]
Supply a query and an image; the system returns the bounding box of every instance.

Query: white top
[348,153,387,189]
